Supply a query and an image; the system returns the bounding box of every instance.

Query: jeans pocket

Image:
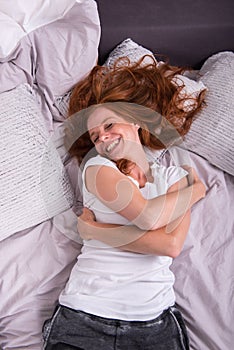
[169,307,190,350]
[42,306,61,347]
[42,318,52,342]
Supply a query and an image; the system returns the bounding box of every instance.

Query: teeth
[106,139,119,153]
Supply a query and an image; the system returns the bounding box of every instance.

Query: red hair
[66,56,206,167]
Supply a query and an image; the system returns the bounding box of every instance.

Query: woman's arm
[85,164,205,230]
[77,208,190,258]
[78,175,195,257]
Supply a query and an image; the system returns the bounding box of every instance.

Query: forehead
[87,107,126,130]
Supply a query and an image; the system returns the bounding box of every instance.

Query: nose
[98,130,110,142]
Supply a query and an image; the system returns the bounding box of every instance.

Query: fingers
[181,165,199,185]
[79,207,96,221]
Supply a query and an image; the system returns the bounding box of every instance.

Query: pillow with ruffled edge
[181,51,234,176]
[0,84,74,241]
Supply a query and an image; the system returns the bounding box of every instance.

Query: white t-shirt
[59,155,187,321]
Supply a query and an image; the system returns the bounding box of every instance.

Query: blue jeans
[43,305,189,350]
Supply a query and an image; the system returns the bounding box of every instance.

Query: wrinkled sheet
[1,1,234,349]
[164,147,234,350]
[0,0,100,348]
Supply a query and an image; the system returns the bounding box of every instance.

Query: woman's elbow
[135,215,162,231]
[167,237,182,258]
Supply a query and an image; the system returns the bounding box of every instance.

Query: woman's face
[87,106,141,161]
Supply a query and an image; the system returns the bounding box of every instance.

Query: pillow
[104,38,206,110]
[54,38,152,119]
[103,38,156,67]
[0,0,100,123]
[54,90,72,120]
[0,0,76,58]
[54,38,205,119]
[182,51,234,176]
[0,11,25,58]
[0,84,74,241]
[30,0,100,121]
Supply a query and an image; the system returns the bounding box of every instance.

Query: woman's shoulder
[150,162,187,186]
[83,155,117,171]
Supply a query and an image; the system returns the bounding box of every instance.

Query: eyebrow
[89,116,115,138]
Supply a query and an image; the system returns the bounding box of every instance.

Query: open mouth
[105,138,120,153]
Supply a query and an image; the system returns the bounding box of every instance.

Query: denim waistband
[62,304,174,326]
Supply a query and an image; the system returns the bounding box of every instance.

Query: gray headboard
[96,0,234,68]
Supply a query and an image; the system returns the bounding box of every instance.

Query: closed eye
[91,123,114,144]
[104,123,113,130]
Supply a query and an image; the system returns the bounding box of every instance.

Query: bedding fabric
[104,38,206,113]
[103,39,234,350]
[0,0,99,348]
[104,45,234,350]
[0,84,74,240]
[1,1,234,349]
[0,210,82,349]
[0,0,76,58]
[0,0,100,239]
[183,51,234,176]
[163,147,234,350]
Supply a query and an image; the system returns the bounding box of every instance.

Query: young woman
[43,98,206,349]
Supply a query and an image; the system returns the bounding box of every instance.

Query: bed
[0,0,233,349]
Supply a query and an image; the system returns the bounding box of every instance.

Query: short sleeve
[164,166,188,188]
[82,155,117,193]
[152,163,187,189]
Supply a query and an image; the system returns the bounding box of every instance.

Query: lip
[105,138,121,153]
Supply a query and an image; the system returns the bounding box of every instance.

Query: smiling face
[87,106,141,161]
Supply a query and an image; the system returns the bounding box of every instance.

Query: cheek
[95,143,103,155]
[126,127,140,143]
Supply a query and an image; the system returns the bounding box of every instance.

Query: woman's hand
[182,165,199,185]
[182,165,206,198]
[77,207,96,240]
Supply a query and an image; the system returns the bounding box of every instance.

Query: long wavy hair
[66,55,206,169]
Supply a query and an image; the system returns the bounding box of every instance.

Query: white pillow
[0,11,25,58]
[0,0,76,58]
[0,84,74,240]
[182,51,234,176]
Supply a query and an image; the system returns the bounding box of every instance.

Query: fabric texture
[0,0,100,123]
[0,1,99,348]
[0,84,74,240]
[54,37,205,120]
[43,305,189,350]
[0,0,76,58]
[0,211,81,350]
[182,51,234,175]
[59,155,187,321]
[0,0,100,239]
[160,146,234,350]
[104,38,206,108]
[103,37,156,67]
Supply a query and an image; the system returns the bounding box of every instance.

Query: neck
[125,146,153,183]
